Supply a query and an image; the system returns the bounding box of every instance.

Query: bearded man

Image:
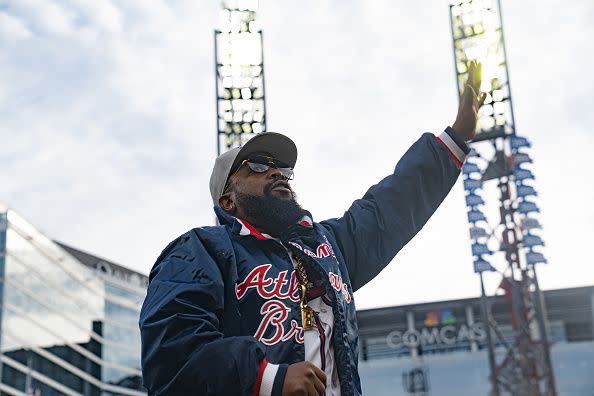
[139,62,486,396]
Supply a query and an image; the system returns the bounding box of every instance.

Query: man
[139,61,486,396]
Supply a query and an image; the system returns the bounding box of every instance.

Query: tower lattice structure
[449,0,557,395]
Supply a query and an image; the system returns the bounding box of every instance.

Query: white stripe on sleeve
[259,363,279,396]
[438,130,467,164]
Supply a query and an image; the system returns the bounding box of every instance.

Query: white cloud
[0,11,32,40]
[1,0,592,310]
[6,0,77,36]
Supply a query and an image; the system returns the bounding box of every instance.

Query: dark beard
[235,189,306,238]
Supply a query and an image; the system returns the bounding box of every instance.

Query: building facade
[0,204,147,396]
[357,286,594,395]
[2,203,593,395]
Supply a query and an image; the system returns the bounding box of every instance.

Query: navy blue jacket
[139,129,468,395]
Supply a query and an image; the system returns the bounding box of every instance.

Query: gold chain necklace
[293,254,316,331]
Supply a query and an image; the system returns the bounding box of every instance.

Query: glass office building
[0,203,148,396]
[357,286,594,395]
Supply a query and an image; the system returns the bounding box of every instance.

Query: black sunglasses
[223,156,294,193]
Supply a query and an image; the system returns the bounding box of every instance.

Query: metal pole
[407,311,418,359]
[496,0,517,135]
[259,30,267,132]
[467,305,479,352]
[480,272,500,396]
[25,352,33,393]
[530,266,558,396]
[214,30,221,156]
[448,4,463,102]
[591,292,594,339]
[0,213,7,385]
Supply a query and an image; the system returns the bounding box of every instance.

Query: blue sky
[1,0,592,309]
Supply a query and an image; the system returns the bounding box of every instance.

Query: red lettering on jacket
[289,240,336,259]
[254,300,290,345]
[288,241,303,251]
[321,235,336,258]
[342,284,352,303]
[316,243,331,258]
[329,272,352,304]
[235,264,299,302]
[329,272,342,291]
[282,319,304,344]
[254,300,304,346]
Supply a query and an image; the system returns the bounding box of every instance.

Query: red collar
[236,218,274,240]
[233,215,313,241]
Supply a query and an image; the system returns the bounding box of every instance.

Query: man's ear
[218,193,235,213]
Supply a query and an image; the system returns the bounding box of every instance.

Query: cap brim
[231,132,297,171]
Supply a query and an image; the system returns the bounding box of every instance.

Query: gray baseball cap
[209,132,297,206]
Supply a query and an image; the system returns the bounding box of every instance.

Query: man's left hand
[452,60,487,142]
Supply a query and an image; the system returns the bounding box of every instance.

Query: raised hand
[452,60,487,142]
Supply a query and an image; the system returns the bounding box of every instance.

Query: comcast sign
[386,309,487,350]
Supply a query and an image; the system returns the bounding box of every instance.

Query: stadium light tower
[215,0,266,155]
[449,1,557,395]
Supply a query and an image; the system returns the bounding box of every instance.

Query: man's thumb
[479,92,487,107]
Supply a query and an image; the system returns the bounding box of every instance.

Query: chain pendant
[294,253,317,331]
[301,304,316,331]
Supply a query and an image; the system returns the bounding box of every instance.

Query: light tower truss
[215,0,266,155]
[449,1,557,395]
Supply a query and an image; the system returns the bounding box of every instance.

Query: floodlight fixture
[215,0,266,154]
[450,0,516,141]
